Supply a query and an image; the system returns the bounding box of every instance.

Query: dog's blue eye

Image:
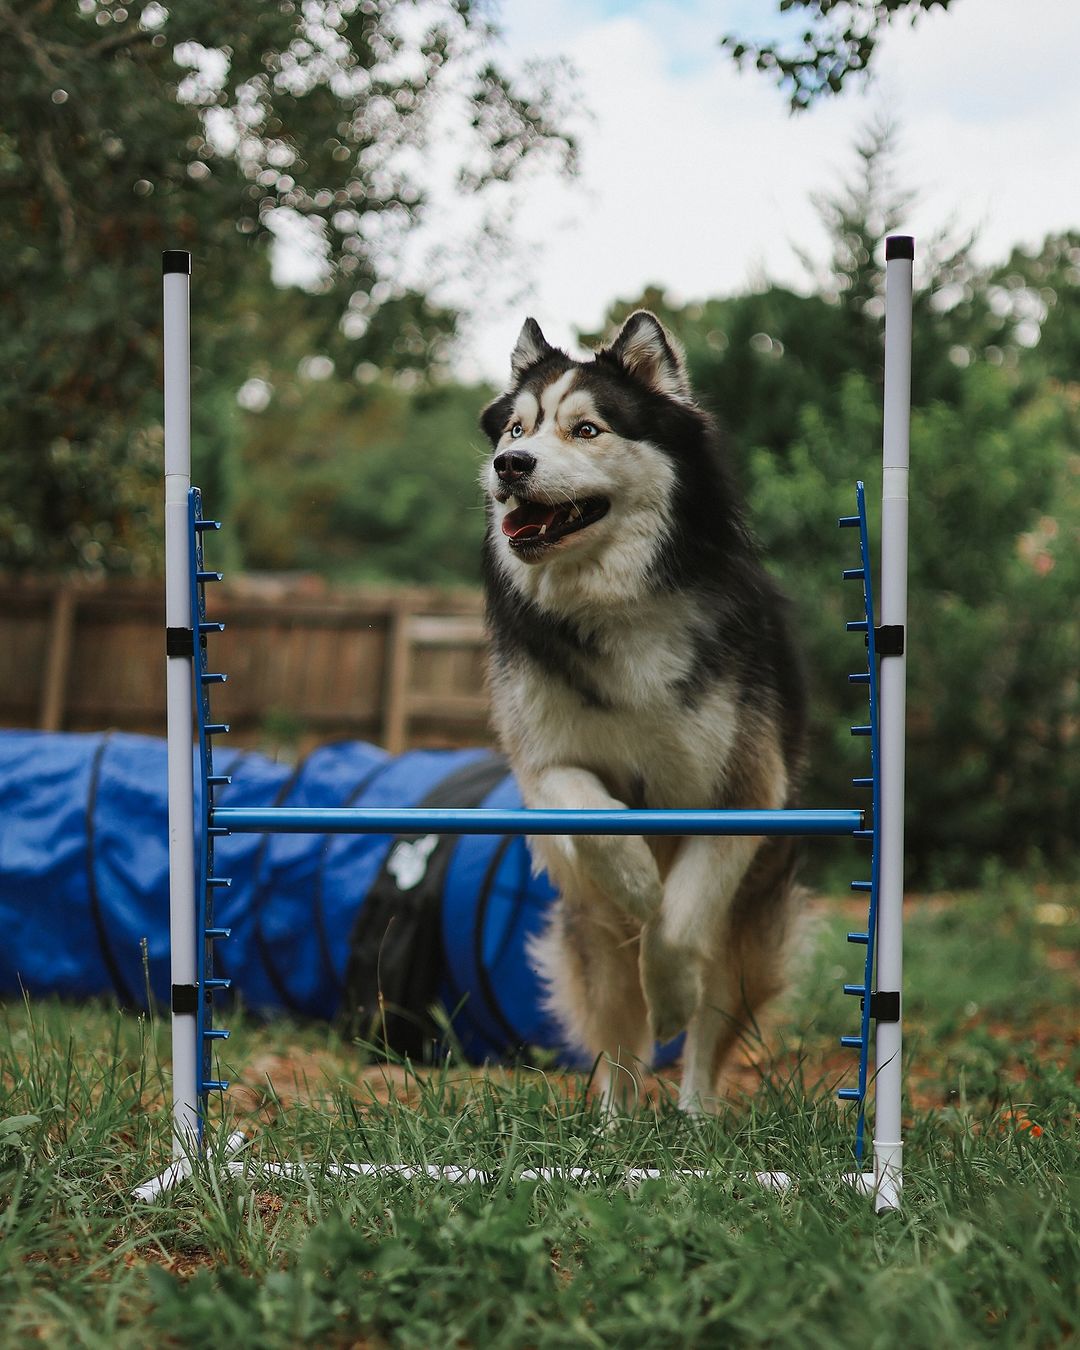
[510,423,523,439]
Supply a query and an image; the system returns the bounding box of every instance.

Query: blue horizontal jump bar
[211,807,864,838]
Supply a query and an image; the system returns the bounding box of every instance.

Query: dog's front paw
[573,833,662,922]
[640,925,703,1044]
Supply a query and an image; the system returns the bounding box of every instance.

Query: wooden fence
[0,575,492,755]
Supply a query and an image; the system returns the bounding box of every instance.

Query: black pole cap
[885,235,915,261]
[162,250,191,274]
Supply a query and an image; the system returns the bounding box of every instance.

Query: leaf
[0,1114,41,1138]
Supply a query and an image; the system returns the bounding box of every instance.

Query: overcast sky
[348,0,1080,383]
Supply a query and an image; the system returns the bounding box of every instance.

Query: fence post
[382,597,414,754]
[39,582,77,731]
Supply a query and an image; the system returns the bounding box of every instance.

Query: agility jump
[143,238,913,1210]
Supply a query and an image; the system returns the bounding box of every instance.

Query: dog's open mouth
[501,496,610,554]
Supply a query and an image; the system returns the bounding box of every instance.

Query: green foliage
[722,0,961,111]
[748,364,1079,881]
[234,369,490,585]
[146,1173,1080,1348]
[0,0,574,575]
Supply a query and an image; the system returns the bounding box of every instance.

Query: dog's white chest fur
[493,597,740,811]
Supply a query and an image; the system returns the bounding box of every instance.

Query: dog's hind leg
[524,766,663,924]
[678,948,777,1115]
[676,841,801,1113]
[639,833,761,1053]
[677,990,741,1115]
[530,894,652,1115]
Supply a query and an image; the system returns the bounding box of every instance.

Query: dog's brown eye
[575,422,600,439]
[510,423,523,439]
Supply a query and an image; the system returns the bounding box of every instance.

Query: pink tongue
[502,502,560,540]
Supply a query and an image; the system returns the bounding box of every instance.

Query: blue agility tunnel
[0,729,584,1062]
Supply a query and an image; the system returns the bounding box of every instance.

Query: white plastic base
[131,1130,249,1203]
[133,1146,893,1209]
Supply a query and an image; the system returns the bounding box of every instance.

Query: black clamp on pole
[874,624,905,657]
[869,990,901,1023]
[171,983,199,1016]
[166,627,194,658]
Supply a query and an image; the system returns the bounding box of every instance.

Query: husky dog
[479,312,805,1113]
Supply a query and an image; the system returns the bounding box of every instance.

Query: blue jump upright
[151,239,912,1210]
[836,481,884,1163]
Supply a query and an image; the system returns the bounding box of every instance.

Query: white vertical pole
[874,235,913,1212]
[162,250,200,1159]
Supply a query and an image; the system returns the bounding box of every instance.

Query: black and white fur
[480,312,806,1112]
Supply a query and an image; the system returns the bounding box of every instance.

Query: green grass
[1,877,1077,1347]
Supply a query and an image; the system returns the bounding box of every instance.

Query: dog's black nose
[493,450,536,483]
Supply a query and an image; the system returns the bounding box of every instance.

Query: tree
[0,0,575,574]
[721,0,959,111]
[230,350,492,586]
[746,361,1080,882]
[969,233,1080,387]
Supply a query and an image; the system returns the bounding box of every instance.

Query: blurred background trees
[0,0,574,573]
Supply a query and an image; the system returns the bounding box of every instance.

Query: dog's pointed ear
[603,311,692,401]
[510,317,556,382]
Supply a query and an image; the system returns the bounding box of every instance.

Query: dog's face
[479,313,693,583]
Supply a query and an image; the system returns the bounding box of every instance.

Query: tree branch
[35,127,81,276]
[45,26,157,61]
[0,0,63,84]
[720,0,958,112]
